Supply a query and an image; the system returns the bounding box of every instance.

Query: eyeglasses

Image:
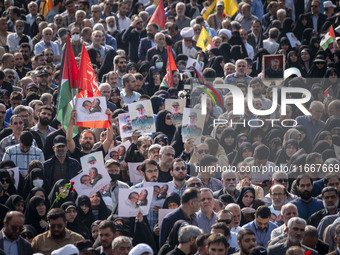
[166,115,173,120]
[21,232,34,239]
[1,178,11,184]
[198,149,209,154]
[275,179,288,183]
[49,223,64,229]
[174,166,186,171]
[217,219,232,224]
[188,182,202,187]
[271,193,284,197]
[55,19,62,21]
[12,121,23,125]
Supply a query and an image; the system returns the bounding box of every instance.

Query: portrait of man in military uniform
[131,104,154,129]
[171,101,183,125]
[182,111,203,139]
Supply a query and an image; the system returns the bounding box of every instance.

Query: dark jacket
[307,208,332,228]
[122,27,147,63]
[305,12,328,32]
[138,37,153,61]
[43,155,81,184]
[267,240,318,255]
[0,230,33,255]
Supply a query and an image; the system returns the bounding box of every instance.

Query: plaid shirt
[3,144,44,176]
[0,134,38,159]
[199,177,223,192]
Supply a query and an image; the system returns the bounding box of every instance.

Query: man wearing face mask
[138,23,158,61]
[43,135,81,185]
[70,26,84,57]
[122,16,147,64]
[104,159,129,214]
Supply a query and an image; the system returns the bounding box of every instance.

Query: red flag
[76,45,110,129]
[148,0,165,30]
[161,46,177,89]
[77,44,100,98]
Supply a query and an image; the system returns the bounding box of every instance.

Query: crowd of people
[0,0,339,255]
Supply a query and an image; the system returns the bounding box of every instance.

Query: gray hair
[93,23,105,31]
[99,83,111,92]
[13,105,29,114]
[281,203,298,216]
[178,225,203,243]
[160,145,175,155]
[287,217,306,229]
[222,171,237,180]
[310,101,324,111]
[112,236,132,250]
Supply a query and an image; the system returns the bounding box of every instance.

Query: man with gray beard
[43,135,81,184]
[307,187,339,228]
[267,217,318,255]
[213,171,240,201]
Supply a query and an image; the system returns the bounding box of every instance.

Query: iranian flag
[160,46,177,89]
[76,45,110,129]
[321,25,335,50]
[57,33,79,134]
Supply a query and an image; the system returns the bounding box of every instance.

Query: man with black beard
[291,175,324,221]
[36,69,54,95]
[122,16,147,64]
[138,23,158,61]
[31,105,56,146]
[32,208,84,255]
[43,48,54,67]
[43,135,81,185]
[170,158,188,197]
[19,43,32,70]
[14,52,29,79]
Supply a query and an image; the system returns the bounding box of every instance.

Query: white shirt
[245,42,254,60]
[118,15,131,31]
[7,33,33,54]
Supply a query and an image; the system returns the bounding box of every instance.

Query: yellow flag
[202,0,217,20]
[223,0,238,17]
[196,27,211,52]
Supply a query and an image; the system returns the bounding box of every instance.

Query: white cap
[284,67,301,79]
[324,1,336,8]
[51,244,79,255]
[149,143,162,152]
[218,29,231,39]
[180,27,194,38]
[128,244,154,255]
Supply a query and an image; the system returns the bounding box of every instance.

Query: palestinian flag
[160,46,177,89]
[321,26,335,50]
[57,33,79,135]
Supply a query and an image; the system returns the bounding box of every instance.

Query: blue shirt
[195,210,216,233]
[291,197,324,221]
[296,115,325,144]
[2,230,19,255]
[242,220,278,248]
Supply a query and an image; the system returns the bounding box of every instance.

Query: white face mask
[71,34,80,41]
[155,62,163,69]
[33,179,44,188]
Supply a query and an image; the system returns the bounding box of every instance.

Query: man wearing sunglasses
[0,211,32,255]
[170,158,188,197]
[216,210,238,248]
[0,114,24,158]
[32,208,84,255]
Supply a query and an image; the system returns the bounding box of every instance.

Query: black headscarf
[312,140,331,153]
[231,142,253,167]
[76,195,95,231]
[61,201,91,239]
[247,127,266,145]
[275,139,299,165]
[87,48,101,69]
[293,14,309,41]
[211,56,225,78]
[91,192,111,221]
[25,196,48,234]
[230,45,247,63]
[156,110,176,143]
[236,187,255,209]
[0,169,17,204]
[219,128,238,155]
[321,67,340,93]
[158,220,188,255]
[5,194,25,212]
[144,66,162,96]
[295,125,313,153]
[25,187,49,208]
[308,55,327,78]
[22,168,51,200]
[218,42,231,63]
[151,95,165,114]
[162,192,181,209]
[98,49,117,82]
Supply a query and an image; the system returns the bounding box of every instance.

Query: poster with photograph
[118,113,133,138]
[128,162,144,185]
[72,151,111,197]
[158,209,175,226]
[186,57,204,72]
[165,99,186,126]
[181,108,204,143]
[144,182,174,208]
[105,140,131,162]
[7,167,19,190]
[118,186,153,217]
[128,100,155,134]
[263,55,285,80]
[76,97,108,122]
[286,32,301,48]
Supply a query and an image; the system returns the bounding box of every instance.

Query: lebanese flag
[148,0,165,30]
[57,33,78,136]
[160,46,177,89]
[76,45,110,129]
[321,26,335,50]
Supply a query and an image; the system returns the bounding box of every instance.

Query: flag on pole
[148,0,166,30]
[57,33,79,135]
[196,27,212,52]
[160,46,177,89]
[202,0,217,20]
[223,0,238,17]
[39,0,53,19]
[320,25,335,50]
[195,56,203,82]
[76,45,110,129]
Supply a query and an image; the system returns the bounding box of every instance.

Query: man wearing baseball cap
[43,135,81,184]
[104,159,129,214]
